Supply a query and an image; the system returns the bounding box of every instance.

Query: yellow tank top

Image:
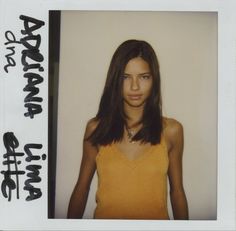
[94,137,169,220]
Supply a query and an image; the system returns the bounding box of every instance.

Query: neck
[124,103,144,128]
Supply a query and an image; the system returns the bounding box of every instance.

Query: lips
[128,94,142,100]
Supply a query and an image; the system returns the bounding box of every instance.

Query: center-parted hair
[88,39,163,146]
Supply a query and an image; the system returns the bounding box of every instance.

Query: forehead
[124,57,151,74]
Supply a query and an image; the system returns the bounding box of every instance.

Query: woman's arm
[165,119,189,220]
[67,119,98,218]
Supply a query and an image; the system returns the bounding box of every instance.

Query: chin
[125,100,146,108]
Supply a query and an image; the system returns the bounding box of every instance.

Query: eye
[123,75,130,80]
[140,75,151,80]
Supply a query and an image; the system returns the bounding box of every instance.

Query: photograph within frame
[48,10,218,220]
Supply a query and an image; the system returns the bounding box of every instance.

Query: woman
[67,39,189,220]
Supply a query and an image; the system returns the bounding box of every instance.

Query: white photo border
[0,0,235,230]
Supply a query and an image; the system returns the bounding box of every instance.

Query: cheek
[122,84,127,97]
[122,82,129,93]
[143,81,153,94]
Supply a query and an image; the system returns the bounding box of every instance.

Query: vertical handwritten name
[3,15,45,119]
[20,15,45,119]
[24,144,46,201]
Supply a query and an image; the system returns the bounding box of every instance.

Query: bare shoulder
[163,117,183,137]
[84,117,99,139]
[162,117,184,151]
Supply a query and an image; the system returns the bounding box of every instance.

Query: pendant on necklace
[126,127,136,143]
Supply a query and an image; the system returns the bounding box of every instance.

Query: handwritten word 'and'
[3,15,45,119]
[1,132,46,201]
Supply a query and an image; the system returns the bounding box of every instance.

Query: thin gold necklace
[125,125,136,143]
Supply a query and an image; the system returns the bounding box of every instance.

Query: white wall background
[55,11,217,220]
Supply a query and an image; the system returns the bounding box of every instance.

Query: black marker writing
[4,31,21,73]
[1,133,47,201]
[19,15,45,119]
[20,15,45,72]
[24,165,42,201]
[3,16,45,118]
[1,132,25,201]
[24,144,46,201]
[23,72,43,118]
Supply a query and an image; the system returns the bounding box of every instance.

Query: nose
[131,77,139,90]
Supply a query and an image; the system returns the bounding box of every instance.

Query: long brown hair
[88,39,162,145]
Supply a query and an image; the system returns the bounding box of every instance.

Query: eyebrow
[124,72,151,76]
[139,72,151,75]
